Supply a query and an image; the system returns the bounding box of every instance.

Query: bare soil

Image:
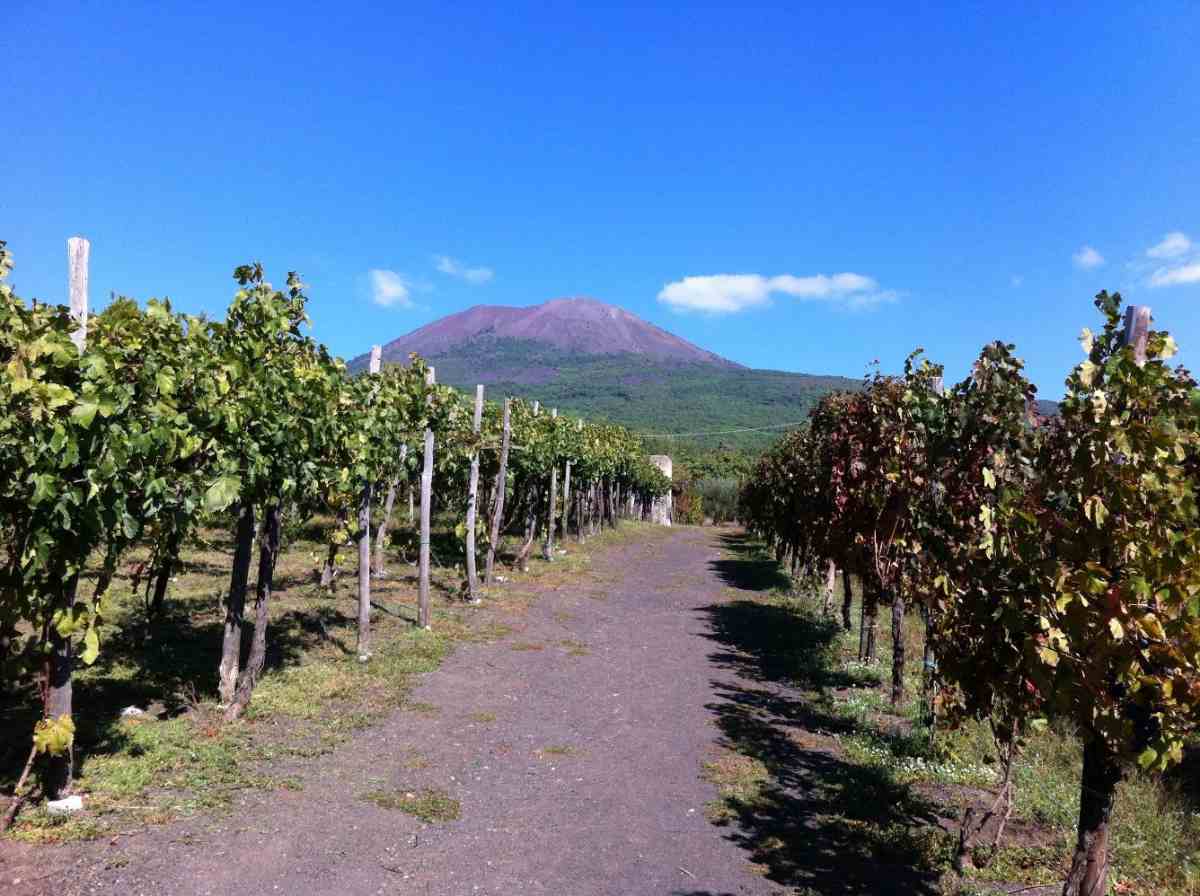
[3,527,800,896]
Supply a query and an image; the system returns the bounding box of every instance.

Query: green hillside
[412,337,859,455]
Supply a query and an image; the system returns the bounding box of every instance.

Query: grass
[701,749,769,823]
[558,638,589,656]
[702,532,1200,895]
[361,786,461,822]
[1,516,652,843]
[6,709,272,843]
[536,745,578,758]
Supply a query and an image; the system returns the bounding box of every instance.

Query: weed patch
[362,787,461,823]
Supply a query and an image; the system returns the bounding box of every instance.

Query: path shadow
[702,679,942,895]
[704,600,879,691]
[696,548,943,894]
[709,533,792,592]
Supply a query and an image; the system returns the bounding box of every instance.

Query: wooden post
[375,480,397,575]
[841,566,854,631]
[566,419,581,542]
[576,484,585,542]
[374,444,406,576]
[890,586,906,706]
[1122,305,1151,366]
[46,237,89,796]
[485,399,512,585]
[822,558,837,614]
[561,457,572,544]
[67,236,89,351]
[418,367,436,629]
[357,346,382,660]
[465,385,485,602]
[543,408,558,561]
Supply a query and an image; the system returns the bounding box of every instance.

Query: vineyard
[0,240,671,834]
[738,294,1200,896]
[3,237,1199,896]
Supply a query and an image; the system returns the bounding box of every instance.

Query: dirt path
[17,527,791,896]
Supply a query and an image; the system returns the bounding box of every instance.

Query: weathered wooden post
[543,408,558,561]
[1122,305,1151,365]
[375,481,396,576]
[46,237,90,797]
[465,385,485,602]
[485,399,512,585]
[356,345,382,661]
[515,400,542,571]
[374,444,406,576]
[584,483,593,537]
[418,367,436,629]
[67,237,89,352]
[561,421,576,545]
[568,419,583,542]
[821,559,837,614]
[841,567,854,631]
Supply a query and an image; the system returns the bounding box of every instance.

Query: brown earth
[2,528,829,896]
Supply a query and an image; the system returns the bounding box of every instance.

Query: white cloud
[368,269,414,308]
[657,272,895,314]
[657,274,773,313]
[1073,246,1105,270]
[1147,231,1192,259]
[434,255,494,285]
[1149,262,1200,287]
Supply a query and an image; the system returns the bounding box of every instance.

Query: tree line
[0,241,670,822]
[737,293,1200,896]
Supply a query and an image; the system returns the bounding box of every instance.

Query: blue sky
[5,2,1199,397]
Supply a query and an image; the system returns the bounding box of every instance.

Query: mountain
[349,298,858,455]
[369,297,738,369]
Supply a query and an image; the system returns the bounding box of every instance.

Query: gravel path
[17,527,789,896]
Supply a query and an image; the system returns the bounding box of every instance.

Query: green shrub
[694,478,739,523]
